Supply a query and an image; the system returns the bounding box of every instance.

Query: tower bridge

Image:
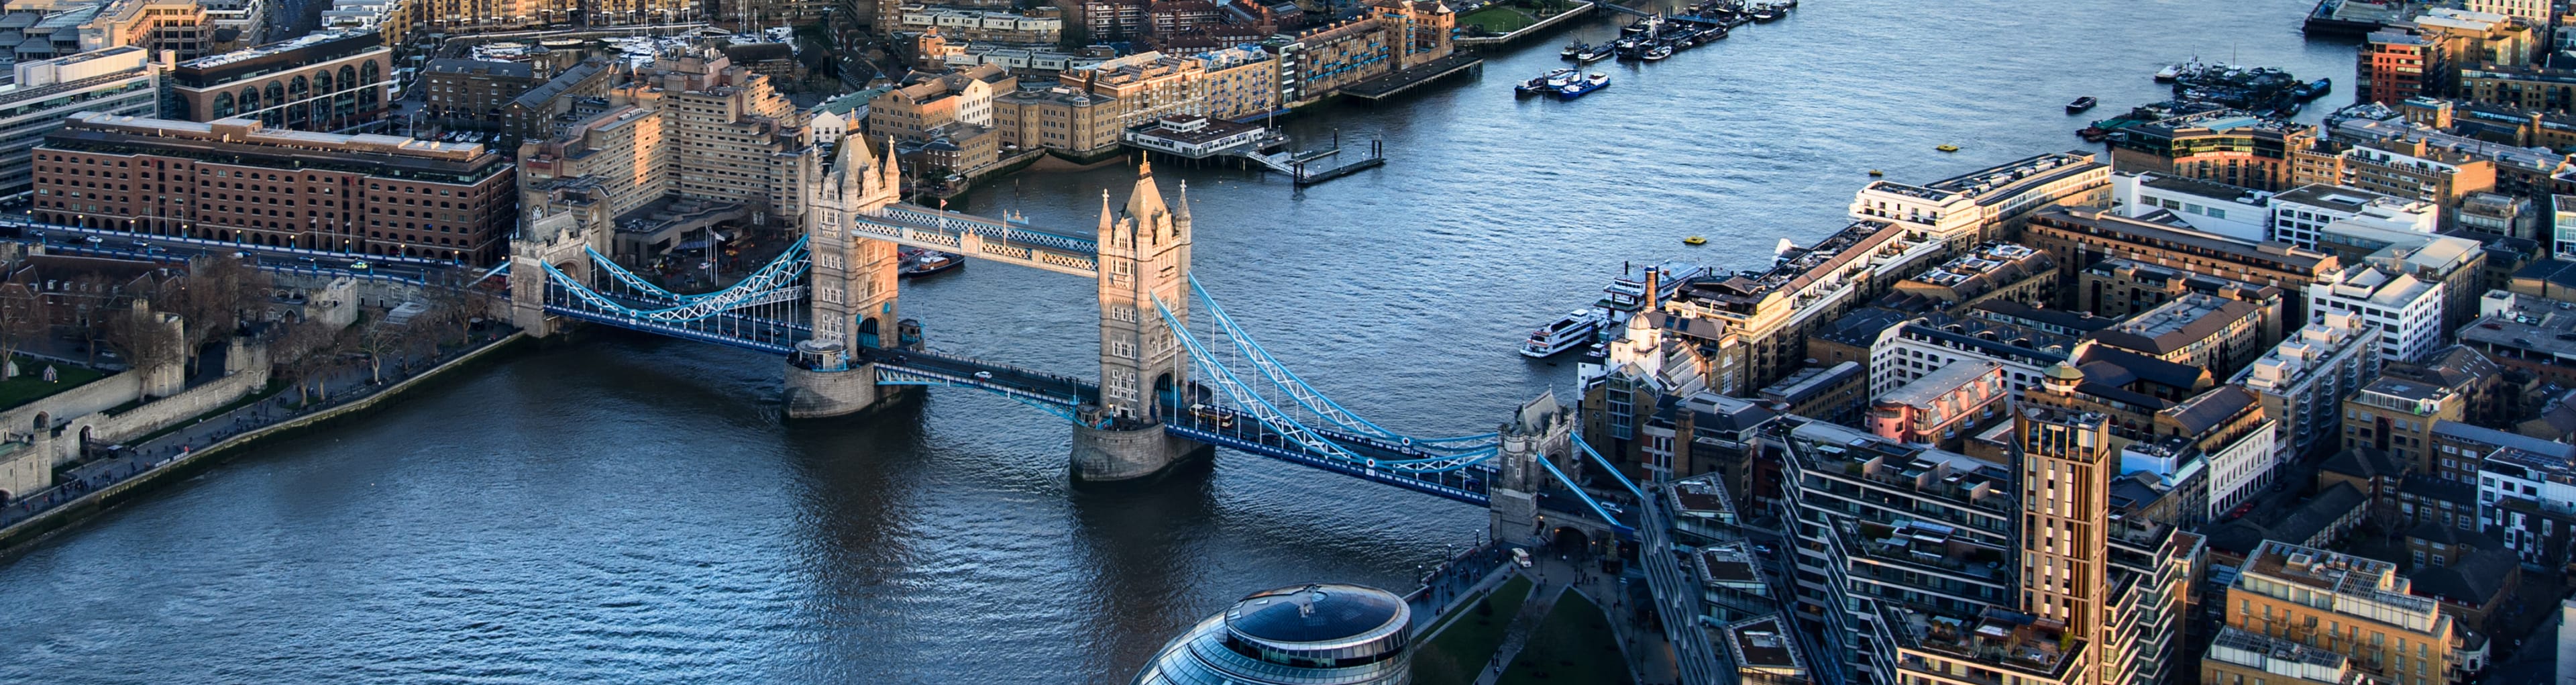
[504,137,1635,542]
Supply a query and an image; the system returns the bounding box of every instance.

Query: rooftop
[2238,539,2442,631]
[2088,293,2261,357]
[2459,291,2576,364]
[1877,360,2002,408]
[1723,615,1806,673]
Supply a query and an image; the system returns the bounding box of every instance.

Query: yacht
[1521,309,1606,358]
[2153,62,2182,83]
[1516,68,1577,96]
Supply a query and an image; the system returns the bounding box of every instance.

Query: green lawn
[1413,575,1536,685]
[1498,592,1633,685]
[1458,5,1540,33]
[0,356,108,409]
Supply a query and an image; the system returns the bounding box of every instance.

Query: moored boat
[1575,44,1614,62]
[1560,42,1583,58]
[1644,44,1673,61]
[899,252,964,278]
[2066,96,2098,113]
[1516,68,1577,95]
[2077,125,2108,142]
[1558,72,1610,99]
[2154,62,2182,83]
[1521,309,1607,358]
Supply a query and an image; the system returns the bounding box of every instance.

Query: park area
[1498,592,1629,684]
[1411,576,1534,685]
[1458,0,1582,36]
[0,356,105,409]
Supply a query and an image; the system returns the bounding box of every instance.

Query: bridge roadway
[853,345,1494,505]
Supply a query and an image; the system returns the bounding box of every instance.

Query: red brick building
[30,113,516,265]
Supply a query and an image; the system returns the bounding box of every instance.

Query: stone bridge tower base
[1069,406,1210,482]
[781,341,916,420]
[1489,392,1579,549]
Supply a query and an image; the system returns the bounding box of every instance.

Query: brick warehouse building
[30,113,515,266]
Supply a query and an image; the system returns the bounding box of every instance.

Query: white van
[1511,547,1532,568]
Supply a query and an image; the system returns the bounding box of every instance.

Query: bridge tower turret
[1070,161,1208,480]
[1489,392,1576,547]
[784,135,912,419]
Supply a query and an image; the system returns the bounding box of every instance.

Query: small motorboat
[899,252,964,278]
[1643,44,1673,61]
[2154,63,2181,83]
[1750,5,1780,21]
[1558,72,1611,99]
[1682,235,1707,246]
[1575,44,1615,62]
[1560,42,1585,58]
[2066,96,2098,113]
[1516,68,1577,96]
[2078,126,2108,142]
[1867,169,1884,176]
[1935,144,1960,152]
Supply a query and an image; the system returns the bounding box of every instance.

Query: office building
[1849,151,2111,250]
[2106,111,2317,192]
[2086,293,2271,374]
[0,46,156,200]
[2024,207,2342,323]
[1864,359,2005,450]
[2308,262,2447,363]
[1132,583,1411,685]
[2111,170,2269,242]
[2267,184,2438,253]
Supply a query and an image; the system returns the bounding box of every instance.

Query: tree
[0,284,44,379]
[163,254,272,372]
[272,319,344,405]
[351,317,414,385]
[99,301,184,382]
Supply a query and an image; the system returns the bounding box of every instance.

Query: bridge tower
[1070,161,1209,480]
[508,203,610,337]
[783,136,910,419]
[1489,392,1578,547]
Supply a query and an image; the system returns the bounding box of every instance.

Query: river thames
[0,1,2353,682]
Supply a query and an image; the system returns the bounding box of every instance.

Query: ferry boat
[900,251,964,278]
[1517,68,1577,96]
[1521,309,1607,358]
[1558,72,1610,99]
[1644,44,1673,61]
[2065,96,2097,113]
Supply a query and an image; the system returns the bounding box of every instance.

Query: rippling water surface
[1,2,2353,682]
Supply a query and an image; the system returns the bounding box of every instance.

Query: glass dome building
[1132,583,1414,685]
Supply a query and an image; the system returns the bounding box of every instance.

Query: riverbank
[0,332,531,556]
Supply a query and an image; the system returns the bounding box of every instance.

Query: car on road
[973,370,994,380]
[1188,403,1234,428]
[348,260,370,270]
[1511,547,1532,568]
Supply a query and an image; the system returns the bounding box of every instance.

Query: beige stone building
[2223,541,2453,685]
[518,50,816,255]
[166,30,392,134]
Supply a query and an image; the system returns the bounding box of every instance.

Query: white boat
[1521,309,1607,358]
[2153,63,2181,83]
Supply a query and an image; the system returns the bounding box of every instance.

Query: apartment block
[1850,151,2111,251]
[166,30,392,134]
[2223,541,2453,685]
[0,46,156,199]
[2233,312,2384,463]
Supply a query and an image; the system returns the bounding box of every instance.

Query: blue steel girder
[541,258,808,323]
[1186,274,1497,450]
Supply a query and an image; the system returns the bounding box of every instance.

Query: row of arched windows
[205,62,383,129]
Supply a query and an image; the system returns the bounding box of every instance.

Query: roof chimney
[1644,266,1661,311]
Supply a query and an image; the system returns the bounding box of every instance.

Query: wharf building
[30,112,515,264]
[1263,0,1453,108]
[1656,219,1948,397]
[2233,312,2385,464]
[2265,184,2438,253]
[2321,115,2561,211]
[2023,207,2342,324]
[165,30,392,134]
[2221,541,2454,685]
[866,64,1014,176]
[2104,111,2316,192]
[2293,138,2498,226]
[1132,583,1412,685]
[0,46,156,201]
[892,5,1064,46]
[518,50,814,259]
[1849,151,2111,253]
[1058,46,1279,127]
[2110,170,2271,242]
[1779,408,2199,685]
[420,55,614,145]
